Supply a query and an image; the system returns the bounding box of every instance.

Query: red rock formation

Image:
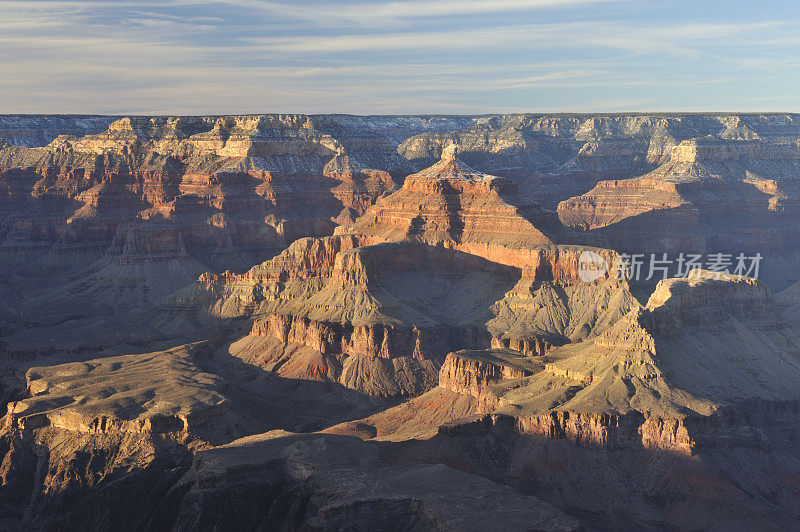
[250,313,489,362]
[339,145,554,259]
[0,116,396,288]
[9,114,800,531]
[438,350,540,411]
[557,137,800,257]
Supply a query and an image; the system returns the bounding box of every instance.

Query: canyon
[3,113,800,530]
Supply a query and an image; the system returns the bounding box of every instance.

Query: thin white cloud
[1,0,629,23]
[244,20,783,55]
[160,0,632,27]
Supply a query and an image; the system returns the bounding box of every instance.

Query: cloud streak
[244,21,781,55]
[188,0,631,26]
[0,0,798,113]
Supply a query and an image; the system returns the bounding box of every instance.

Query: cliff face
[438,350,541,411]
[329,270,800,528]
[419,400,800,529]
[181,148,636,398]
[644,269,778,335]
[398,113,800,208]
[203,240,522,397]
[193,229,632,398]
[557,136,800,270]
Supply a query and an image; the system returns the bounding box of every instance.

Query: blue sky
[1,0,799,114]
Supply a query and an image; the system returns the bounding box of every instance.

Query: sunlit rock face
[339,145,555,260]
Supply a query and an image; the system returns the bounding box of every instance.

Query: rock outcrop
[198,240,523,397]
[180,146,637,399]
[327,270,800,529]
[438,349,541,411]
[339,144,554,256]
[0,115,398,325]
[191,234,634,398]
[373,271,800,453]
[399,113,800,208]
[2,342,233,437]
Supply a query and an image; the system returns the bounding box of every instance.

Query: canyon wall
[5,113,800,530]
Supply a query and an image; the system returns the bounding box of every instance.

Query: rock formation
[339,144,554,255]
[4,114,800,530]
[185,149,633,398]
[0,115,397,327]
[557,136,800,289]
[3,342,230,435]
[330,271,800,528]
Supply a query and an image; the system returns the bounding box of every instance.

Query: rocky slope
[5,113,800,530]
[338,270,799,437]
[159,430,579,531]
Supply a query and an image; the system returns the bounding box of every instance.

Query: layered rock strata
[557,137,800,267]
[7,114,800,529]
[391,271,800,455]
[339,145,555,261]
[0,115,397,320]
[182,147,636,398]
[398,113,800,208]
[191,235,635,398]
[438,349,542,411]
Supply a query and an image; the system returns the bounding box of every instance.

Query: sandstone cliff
[339,144,555,256]
[177,146,638,399]
[326,270,800,528]
[190,234,635,398]
[398,113,800,209]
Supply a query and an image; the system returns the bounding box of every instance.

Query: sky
[1,0,799,114]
